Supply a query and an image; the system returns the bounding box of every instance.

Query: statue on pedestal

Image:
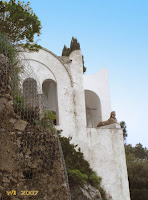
[97,111,117,127]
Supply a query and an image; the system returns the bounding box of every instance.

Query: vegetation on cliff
[121,121,148,200]
[0,33,15,63]
[125,143,148,200]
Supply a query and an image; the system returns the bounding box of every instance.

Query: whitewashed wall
[81,127,130,200]
[84,68,111,121]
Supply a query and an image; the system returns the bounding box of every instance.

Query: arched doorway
[85,90,102,128]
[42,79,59,125]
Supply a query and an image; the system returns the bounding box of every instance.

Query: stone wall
[0,54,70,200]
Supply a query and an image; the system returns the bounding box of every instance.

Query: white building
[21,48,130,200]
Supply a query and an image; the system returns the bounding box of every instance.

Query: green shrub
[43,110,56,123]
[59,134,91,174]
[88,171,102,188]
[68,169,88,185]
[13,93,25,105]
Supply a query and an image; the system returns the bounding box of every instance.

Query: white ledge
[97,123,121,129]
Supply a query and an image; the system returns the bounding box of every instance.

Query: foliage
[39,110,56,131]
[68,169,88,184]
[58,134,91,175]
[13,93,25,105]
[70,37,80,52]
[0,0,42,51]
[62,37,80,56]
[125,143,148,160]
[120,121,128,142]
[62,37,86,73]
[125,143,148,200]
[43,110,56,122]
[89,171,102,188]
[0,0,42,125]
[0,33,25,102]
[0,33,15,63]
[58,132,107,199]
[13,93,40,125]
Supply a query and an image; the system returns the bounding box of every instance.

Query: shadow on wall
[85,90,102,128]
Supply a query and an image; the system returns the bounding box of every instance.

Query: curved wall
[85,90,102,127]
[84,68,111,121]
[22,49,77,132]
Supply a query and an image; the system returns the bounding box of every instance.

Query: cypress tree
[62,37,86,73]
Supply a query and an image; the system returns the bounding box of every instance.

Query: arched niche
[42,79,59,125]
[85,90,102,128]
[23,78,39,107]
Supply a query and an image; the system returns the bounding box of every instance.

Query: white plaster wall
[21,60,56,91]
[68,50,87,142]
[84,69,111,121]
[79,127,130,200]
[85,90,102,127]
[22,49,88,142]
[22,49,75,136]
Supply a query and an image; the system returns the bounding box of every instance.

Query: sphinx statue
[97,111,117,127]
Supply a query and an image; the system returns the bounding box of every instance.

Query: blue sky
[24,0,148,147]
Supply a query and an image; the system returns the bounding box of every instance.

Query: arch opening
[42,79,59,125]
[23,78,39,108]
[85,90,102,128]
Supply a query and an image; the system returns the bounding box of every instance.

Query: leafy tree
[0,0,42,51]
[125,143,148,200]
[133,143,148,160]
[120,121,148,199]
[125,143,148,161]
[62,37,86,73]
